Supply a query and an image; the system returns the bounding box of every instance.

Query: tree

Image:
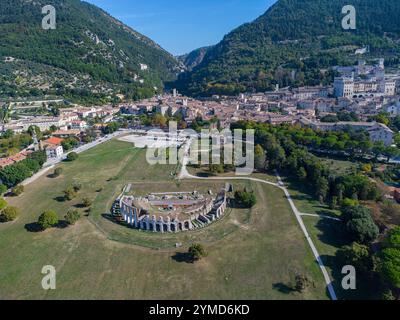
[234,189,257,208]
[188,243,208,262]
[61,137,79,151]
[254,144,266,171]
[384,227,400,249]
[383,146,400,163]
[73,182,82,192]
[373,113,390,126]
[361,164,372,173]
[342,205,379,244]
[64,209,81,225]
[0,197,7,210]
[11,185,24,196]
[294,274,313,293]
[342,205,372,222]
[63,187,77,201]
[1,206,19,222]
[209,164,224,175]
[297,167,307,180]
[372,142,385,162]
[38,210,59,230]
[329,196,338,210]
[376,248,400,289]
[346,218,379,244]
[82,197,92,208]
[66,152,78,161]
[102,122,120,134]
[27,125,41,138]
[341,198,359,209]
[336,243,373,274]
[315,176,329,203]
[53,167,63,177]
[152,113,167,128]
[0,184,7,195]
[381,289,396,300]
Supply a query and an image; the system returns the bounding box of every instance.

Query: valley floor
[0,140,329,299]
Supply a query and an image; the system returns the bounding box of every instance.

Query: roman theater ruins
[113,186,228,233]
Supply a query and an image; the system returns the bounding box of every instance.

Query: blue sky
[85,0,276,56]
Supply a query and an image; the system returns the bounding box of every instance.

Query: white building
[70,120,88,131]
[45,145,64,159]
[300,118,394,146]
[334,77,355,98]
[334,59,397,98]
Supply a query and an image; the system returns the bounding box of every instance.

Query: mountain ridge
[176,0,400,96]
[0,0,180,104]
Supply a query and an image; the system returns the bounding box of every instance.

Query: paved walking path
[178,139,338,300]
[300,213,342,222]
[21,130,125,187]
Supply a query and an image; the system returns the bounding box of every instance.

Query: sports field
[0,139,329,299]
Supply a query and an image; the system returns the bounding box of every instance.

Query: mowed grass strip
[0,139,328,299]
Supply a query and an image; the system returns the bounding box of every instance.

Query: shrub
[361,164,372,173]
[66,152,78,161]
[376,248,400,289]
[53,167,63,177]
[1,206,19,222]
[294,274,314,293]
[63,187,77,201]
[188,243,208,261]
[234,189,257,208]
[336,243,373,274]
[341,198,359,209]
[384,227,400,249]
[0,184,7,195]
[64,209,81,225]
[38,210,59,229]
[82,197,92,207]
[73,182,82,192]
[11,185,24,196]
[0,197,8,210]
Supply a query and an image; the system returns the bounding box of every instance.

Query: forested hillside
[0,0,180,104]
[175,0,400,96]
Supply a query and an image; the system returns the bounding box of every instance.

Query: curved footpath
[179,140,338,300]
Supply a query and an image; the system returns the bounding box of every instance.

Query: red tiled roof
[44,137,64,145]
[0,150,32,169]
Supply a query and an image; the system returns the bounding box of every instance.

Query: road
[23,130,126,186]
[44,130,125,167]
[178,138,338,300]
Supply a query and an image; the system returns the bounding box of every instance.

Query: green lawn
[0,139,328,299]
[317,156,358,175]
[303,216,381,300]
[283,177,341,218]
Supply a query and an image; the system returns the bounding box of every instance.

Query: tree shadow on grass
[25,220,69,232]
[24,222,43,233]
[196,172,214,178]
[272,282,295,294]
[54,196,67,203]
[315,219,349,249]
[56,220,69,229]
[171,252,195,264]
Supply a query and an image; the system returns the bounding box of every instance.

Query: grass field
[0,139,329,299]
[303,217,381,300]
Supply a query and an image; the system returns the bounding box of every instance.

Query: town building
[300,118,394,146]
[40,137,64,159]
